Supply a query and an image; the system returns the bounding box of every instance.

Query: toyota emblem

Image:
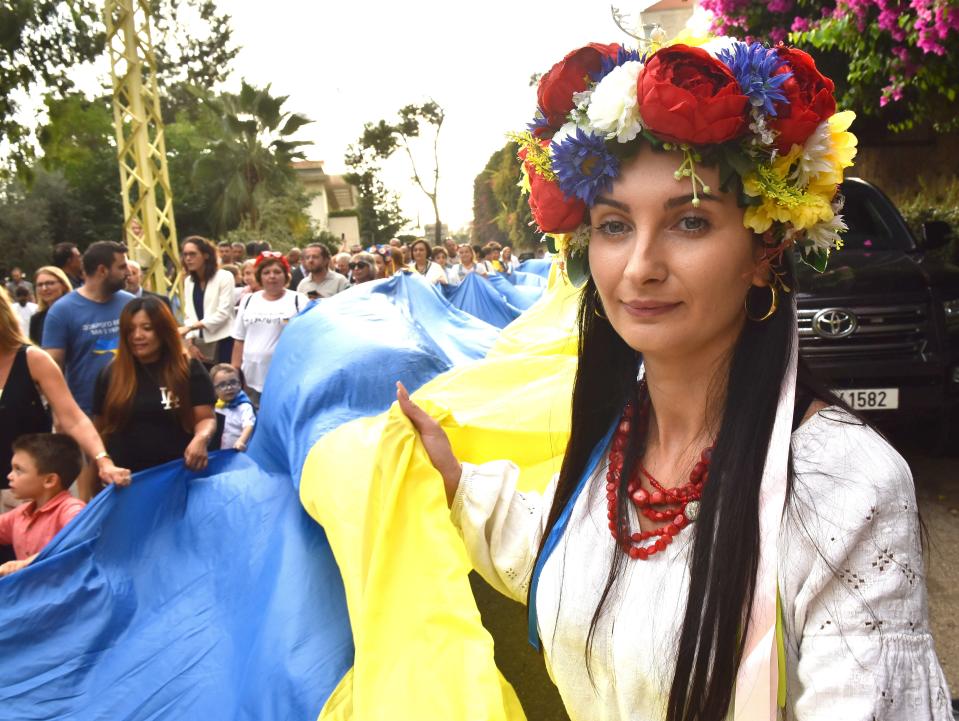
[812,308,858,338]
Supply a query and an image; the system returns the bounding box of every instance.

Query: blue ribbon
[528,418,618,650]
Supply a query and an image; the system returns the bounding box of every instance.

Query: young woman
[387,247,405,277]
[372,247,389,279]
[94,296,216,474]
[482,242,505,273]
[430,246,451,284]
[231,252,308,405]
[29,266,72,345]
[407,238,447,285]
[447,244,486,285]
[0,289,129,511]
[399,37,950,721]
[180,235,236,364]
[237,259,260,304]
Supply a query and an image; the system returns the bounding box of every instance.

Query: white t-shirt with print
[232,289,307,391]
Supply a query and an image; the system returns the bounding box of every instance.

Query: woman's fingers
[396,382,437,433]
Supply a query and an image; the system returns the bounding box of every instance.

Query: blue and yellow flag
[0,264,580,720]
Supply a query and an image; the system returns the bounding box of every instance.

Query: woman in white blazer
[179,235,236,364]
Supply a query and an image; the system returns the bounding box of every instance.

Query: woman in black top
[93,296,216,473]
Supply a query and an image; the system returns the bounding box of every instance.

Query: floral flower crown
[513,36,858,286]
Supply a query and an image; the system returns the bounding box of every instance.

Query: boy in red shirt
[0,433,85,576]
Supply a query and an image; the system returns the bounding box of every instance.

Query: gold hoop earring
[745,284,778,322]
[593,289,608,320]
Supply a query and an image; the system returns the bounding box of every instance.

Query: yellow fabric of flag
[301,267,582,719]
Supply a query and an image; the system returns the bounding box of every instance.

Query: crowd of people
[0,233,533,575]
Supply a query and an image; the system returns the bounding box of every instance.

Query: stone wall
[853,130,959,201]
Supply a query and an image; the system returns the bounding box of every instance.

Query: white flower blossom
[700,36,742,59]
[804,212,848,252]
[586,61,644,143]
[793,119,834,188]
[567,89,594,128]
[565,223,591,256]
[748,107,776,147]
[550,121,589,151]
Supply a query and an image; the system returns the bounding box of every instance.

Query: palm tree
[193,81,312,234]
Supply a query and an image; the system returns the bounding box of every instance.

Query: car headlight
[945,298,959,325]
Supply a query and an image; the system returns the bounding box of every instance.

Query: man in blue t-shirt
[43,241,134,415]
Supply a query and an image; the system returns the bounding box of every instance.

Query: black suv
[795,178,959,438]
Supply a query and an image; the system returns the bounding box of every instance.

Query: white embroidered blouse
[450,408,952,721]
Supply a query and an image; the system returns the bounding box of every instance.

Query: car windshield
[835,182,908,252]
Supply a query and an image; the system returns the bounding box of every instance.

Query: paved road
[908,440,959,698]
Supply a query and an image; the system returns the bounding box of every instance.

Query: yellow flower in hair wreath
[804,110,858,196]
[743,148,834,234]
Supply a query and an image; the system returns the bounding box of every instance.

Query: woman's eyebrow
[664,193,720,209]
[593,196,630,212]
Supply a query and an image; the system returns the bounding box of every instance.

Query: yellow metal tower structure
[104,0,181,304]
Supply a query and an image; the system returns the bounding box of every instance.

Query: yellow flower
[743,149,835,232]
[517,163,531,194]
[801,111,858,193]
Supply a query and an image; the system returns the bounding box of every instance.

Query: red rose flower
[769,47,836,152]
[536,43,621,135]
[636,44,750,146]
[526,165,587,234]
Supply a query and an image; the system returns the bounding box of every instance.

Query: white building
[292,160,360,249]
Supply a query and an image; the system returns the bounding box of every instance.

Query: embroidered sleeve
[786,420,952,720]
[449,462,556,604]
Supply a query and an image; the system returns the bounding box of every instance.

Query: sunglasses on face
[214,379,241,391]
[349,262,369,270]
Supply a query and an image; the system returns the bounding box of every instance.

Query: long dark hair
[100,296,193,437]
[529,253,823,721]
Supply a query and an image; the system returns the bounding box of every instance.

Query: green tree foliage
[221,184,317,252]
[472,142,539,252]
[342,169,407,245]
[0,81,315,271]
[346,101,444,244]
[0,0,237,172]
[0,173,62,273]
[192,81,312,235]
[37,94,122,241]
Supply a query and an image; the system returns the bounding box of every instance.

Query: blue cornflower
[527,110,552,137]
[590,47,645,83]
[551,128,619,206]
[717,41,792,116]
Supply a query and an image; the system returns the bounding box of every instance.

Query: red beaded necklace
[606,397,713,560]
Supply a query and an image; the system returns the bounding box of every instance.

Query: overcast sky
[223,1,635,234]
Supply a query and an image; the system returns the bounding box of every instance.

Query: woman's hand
[233,440,247,452]
[396,382,461,505]
[185,341,210,363]
[98,458,133,487]
[184,436,209,471]
[0,558,30,577]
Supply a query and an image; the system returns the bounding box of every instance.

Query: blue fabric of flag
[509,270,547,288]
[0,452,354,721]
[486,273,544,311]
[517,259,552,278]
[0,271,498,721]
[443,272,523,329]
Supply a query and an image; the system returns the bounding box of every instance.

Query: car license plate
[833,388,899,410]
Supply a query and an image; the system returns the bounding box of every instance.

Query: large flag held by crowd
[0,261,584,720]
